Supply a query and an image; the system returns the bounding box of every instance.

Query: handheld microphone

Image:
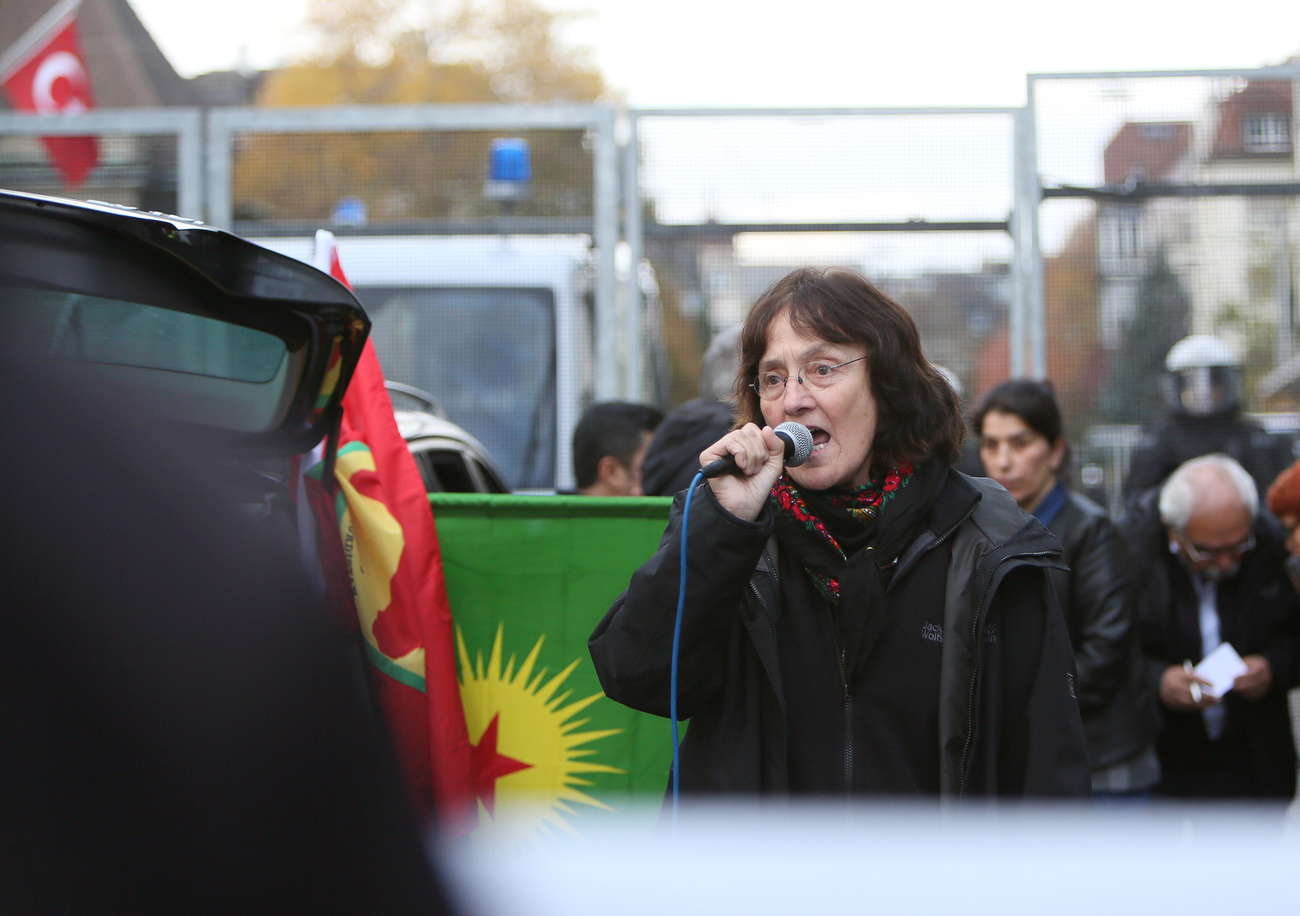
[699,421,814,479]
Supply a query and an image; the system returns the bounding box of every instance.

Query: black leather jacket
[1118,492,1299,798]
[1045,491,1160,771]
[589,469,1090,798]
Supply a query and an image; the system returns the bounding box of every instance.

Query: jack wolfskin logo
[921,622,943,643]
[984,623,998,644]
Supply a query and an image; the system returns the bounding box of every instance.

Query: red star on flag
[469,713,532,816]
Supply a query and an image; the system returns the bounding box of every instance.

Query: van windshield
[361,286,555,490]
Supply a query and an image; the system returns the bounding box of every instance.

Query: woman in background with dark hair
[590,268,1089,798]
[974,378,1160,798]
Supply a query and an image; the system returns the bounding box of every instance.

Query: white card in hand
[1194,643,1249,699]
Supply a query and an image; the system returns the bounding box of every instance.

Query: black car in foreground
[0,191,456,910]
[0,188,370,456]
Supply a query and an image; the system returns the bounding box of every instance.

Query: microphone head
[774,421,814,467]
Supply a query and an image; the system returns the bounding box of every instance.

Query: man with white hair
[1118,454,1298,800]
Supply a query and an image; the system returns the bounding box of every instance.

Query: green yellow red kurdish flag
[430,493,677,841]
[310,232,477,834]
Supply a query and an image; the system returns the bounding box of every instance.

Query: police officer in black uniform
[1124,334,1293,506]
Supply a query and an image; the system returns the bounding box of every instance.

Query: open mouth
[809,427,830,453]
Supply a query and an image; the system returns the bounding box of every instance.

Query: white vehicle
[386,382,510,494]
[253,234,596,492]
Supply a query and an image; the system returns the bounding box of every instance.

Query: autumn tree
[1041,222,1105,428]
[232,0,611,226]
[1096,247,1190,424]
[971,221,1105,424]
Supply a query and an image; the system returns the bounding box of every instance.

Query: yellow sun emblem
[457,623,623,842]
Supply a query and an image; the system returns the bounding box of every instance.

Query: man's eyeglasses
[751,356,865,401]
[1180,532,1255,564]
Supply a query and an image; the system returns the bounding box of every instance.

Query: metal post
[1012,84,1045,379]
[592,106,622,400]
[621,110,645,402]
[204,108,236,231]
[175,109,204,223]
[1275,202,1294,368]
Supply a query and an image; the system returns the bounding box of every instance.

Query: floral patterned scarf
[768,462,915,605]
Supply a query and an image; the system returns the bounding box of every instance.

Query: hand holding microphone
[698,422,813,521]
[700,421,814,478]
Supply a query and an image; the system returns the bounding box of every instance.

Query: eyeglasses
[1180,532,1255,564]
[751,356,866,401]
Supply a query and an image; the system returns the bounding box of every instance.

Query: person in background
[1118,454,1297,801]
[590,267,1089,799]
[1124,335,1292,504]
[931,364,984,478]
[571,401,664,497]
[1265,457,1300,592]
[974,379,1160,798]
[641,325,741,497]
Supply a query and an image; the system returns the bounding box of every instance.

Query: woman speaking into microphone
[589,267,1089,799]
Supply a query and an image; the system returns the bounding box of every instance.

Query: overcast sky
[128,0,1300,108]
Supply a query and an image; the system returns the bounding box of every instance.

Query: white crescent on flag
[31,50,89,115]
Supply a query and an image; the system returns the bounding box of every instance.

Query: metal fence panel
[626,107,1020,407]
[1029,69,1300,513]
[0,107,203,219]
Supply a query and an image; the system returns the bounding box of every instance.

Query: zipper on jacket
[842,674,853,794]
[956,545,1061,794]
[756,543,860,794]
[749,551,780,646]
[826,607,852,795]
[885,500,979,594]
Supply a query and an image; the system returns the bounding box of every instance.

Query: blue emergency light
[484,138,531,203]
[330,195,368,227]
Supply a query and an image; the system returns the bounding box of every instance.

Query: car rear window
[6,286,299,433]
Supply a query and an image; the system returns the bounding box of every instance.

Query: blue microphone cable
[671,469,706,826]
[667,424,810,827]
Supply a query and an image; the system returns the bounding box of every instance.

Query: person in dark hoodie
[640,325,741,497]
[589,267,1090,798]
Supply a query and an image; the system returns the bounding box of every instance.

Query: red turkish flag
[1,4,99,189]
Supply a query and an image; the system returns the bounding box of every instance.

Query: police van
[252,233,598,493]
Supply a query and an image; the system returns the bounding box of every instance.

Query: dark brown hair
[971,377,1070,479]
[734,267,964,477]
[972,378,1064,444]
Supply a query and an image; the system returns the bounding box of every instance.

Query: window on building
[1099,206,1144,273]
[1243,114,1291,153]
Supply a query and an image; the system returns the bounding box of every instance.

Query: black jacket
[589,468,1091,798]
[640,398,735,497]
[1119,493,1299,799]
[1045,492,1160,773]
[1124,413,1293,504]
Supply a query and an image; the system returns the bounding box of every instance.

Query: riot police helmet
[1163,334,1242,416]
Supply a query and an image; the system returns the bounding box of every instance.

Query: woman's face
[978,410,1064,512]
[758,311,877,490]
[1279,513,1300,557]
